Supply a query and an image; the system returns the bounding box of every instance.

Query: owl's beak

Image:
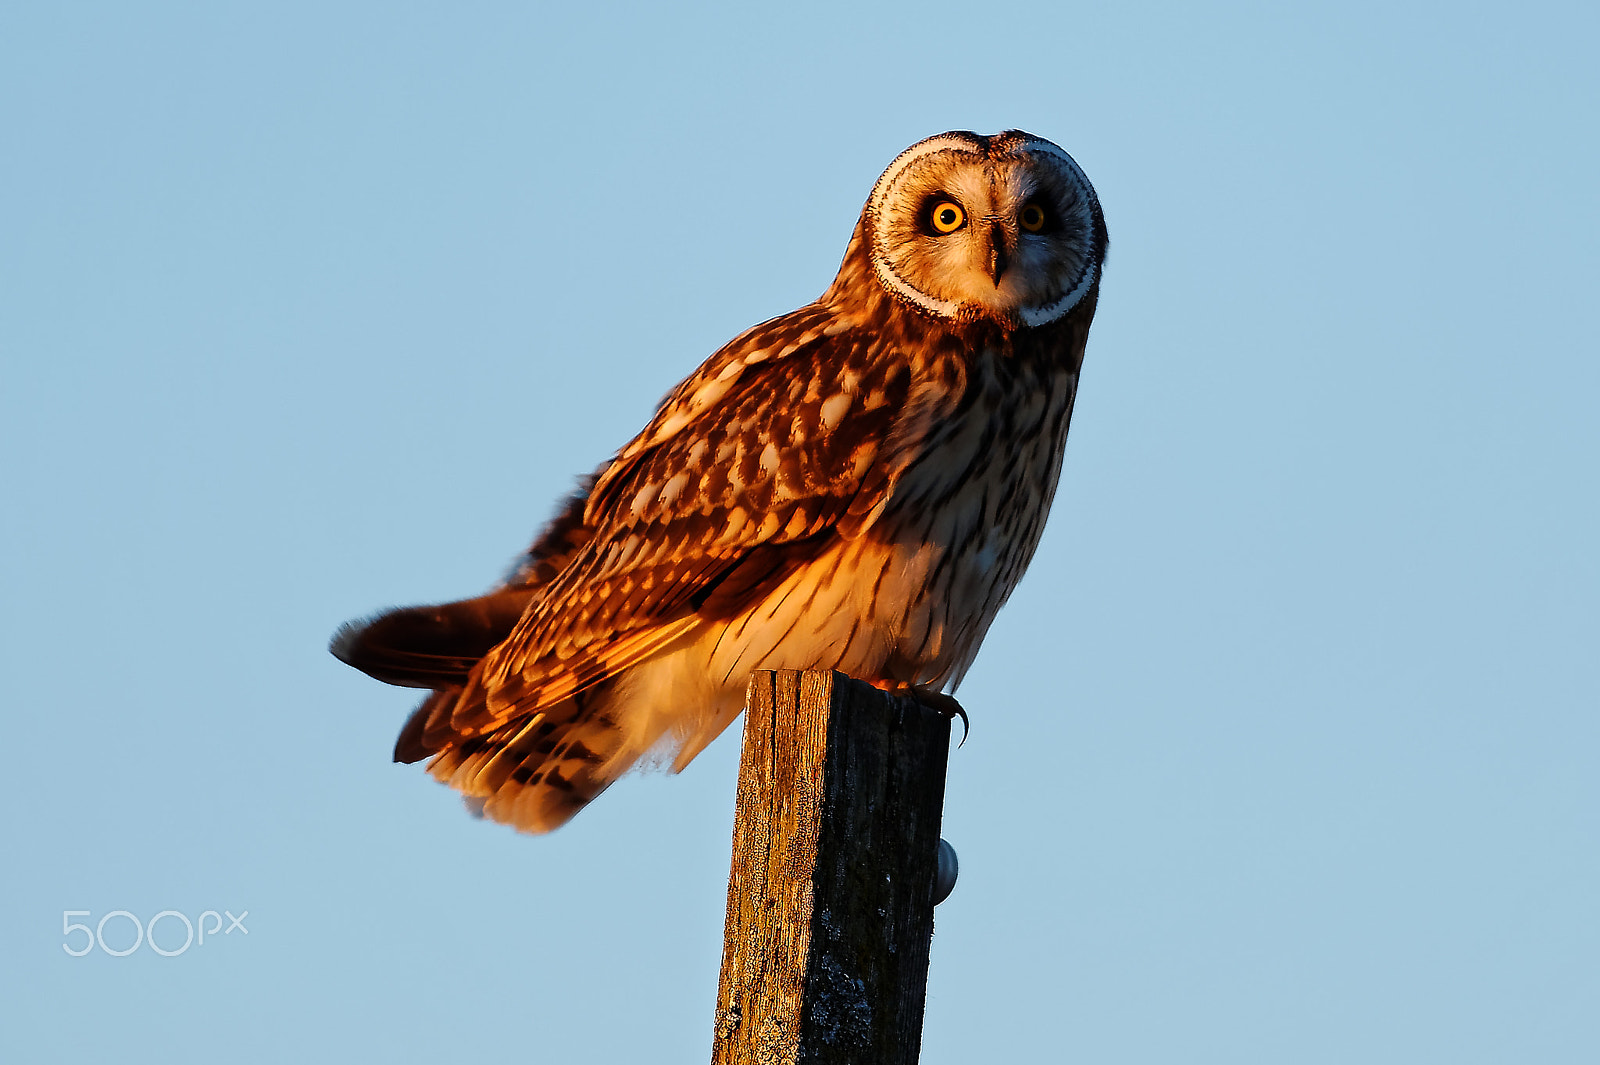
[988,223,1010,286]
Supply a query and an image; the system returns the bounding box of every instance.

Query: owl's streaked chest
[693,347,1078,693]
[867,350,1079,677]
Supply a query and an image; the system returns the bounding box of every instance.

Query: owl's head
[863,130,1106,328]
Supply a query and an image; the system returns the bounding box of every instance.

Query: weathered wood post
[710,669,951,1065]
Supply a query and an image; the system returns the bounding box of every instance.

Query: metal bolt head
[934,839,959,905]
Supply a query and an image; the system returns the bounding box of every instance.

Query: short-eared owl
[334,130,1108,833]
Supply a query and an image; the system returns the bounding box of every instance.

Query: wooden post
[710,670,951,1065]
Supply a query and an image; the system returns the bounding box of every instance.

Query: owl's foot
[864,679,969,746]
[873,683,968,747]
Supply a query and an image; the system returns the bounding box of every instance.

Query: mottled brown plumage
[333,130,1108,833]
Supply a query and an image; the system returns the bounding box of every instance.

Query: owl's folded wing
[452,304,922,731]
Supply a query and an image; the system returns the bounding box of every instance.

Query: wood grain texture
[711,670,951,1065]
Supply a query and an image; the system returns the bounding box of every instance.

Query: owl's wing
[452,304,920,731]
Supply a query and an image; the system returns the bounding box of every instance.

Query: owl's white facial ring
[865,132,1103,327]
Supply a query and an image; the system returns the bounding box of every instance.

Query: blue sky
[3,2,1595,1061]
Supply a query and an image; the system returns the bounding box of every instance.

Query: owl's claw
[906,686,969,748]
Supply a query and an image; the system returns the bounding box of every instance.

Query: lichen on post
[711,670,951,1065]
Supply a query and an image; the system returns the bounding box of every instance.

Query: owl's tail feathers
[331,589,667,834]
[399,686,640,834]
[329,589,535,689]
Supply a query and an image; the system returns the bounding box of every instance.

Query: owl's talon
[908,686,969,748]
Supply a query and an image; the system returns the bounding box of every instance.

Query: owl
[333,130,1108,833]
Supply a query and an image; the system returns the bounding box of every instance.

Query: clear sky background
[3,2,1595,1061]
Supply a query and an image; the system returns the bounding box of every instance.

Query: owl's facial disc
[866,131,1105,327]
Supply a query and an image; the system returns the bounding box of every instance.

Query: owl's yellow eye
[1019,203,1047,233]
[929,201,965,234]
